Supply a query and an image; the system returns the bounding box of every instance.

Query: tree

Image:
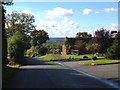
[86,43,100,54]
[5,11,35,37]
[94,28,111,55]
[30,30,49,47]
[76,32,92,38]
[105,31,120,59]
[105,40,120,59]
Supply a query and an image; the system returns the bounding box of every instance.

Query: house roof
[67,37,92,45]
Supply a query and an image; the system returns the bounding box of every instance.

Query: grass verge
[38,54,53,61]
[80,59,120,65]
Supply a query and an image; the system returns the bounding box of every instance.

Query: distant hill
[45,38,64,44]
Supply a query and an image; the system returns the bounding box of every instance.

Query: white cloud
[94,11,100,14]
[102,8,118,12]
[35,18,79,37]
[21,9,33,15]
[7,10,13,15]
[45,7,74,19]
[104,24,118,32]
[83,8,92,15]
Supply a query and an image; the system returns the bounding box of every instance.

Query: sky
[5,2,118,37]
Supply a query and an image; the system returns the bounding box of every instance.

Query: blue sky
[5,2,118,37]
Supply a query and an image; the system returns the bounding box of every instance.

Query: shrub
[83,56,88,59]
[7,31,27,64]
[91,56,97,60]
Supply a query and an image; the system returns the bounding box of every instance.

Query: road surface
[8,57,119,88]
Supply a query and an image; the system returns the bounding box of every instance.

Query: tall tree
[76,32,92,38]
[5,11,35,37]
[30,30,49,47]
[94,28,111,55]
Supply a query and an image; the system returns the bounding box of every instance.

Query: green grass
[61,54,104,60]
[81,59,120,65]
[38,54,53,61]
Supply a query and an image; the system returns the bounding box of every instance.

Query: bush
[7,31,27,64]
[83,56,88,59]
[91,56,97,60]
[105,40,120,59]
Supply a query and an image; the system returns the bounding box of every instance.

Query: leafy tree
[105,40,120,59]
[105,31,120,59]
[76,32,92,38]
[30,30,49,47]
[5,11,35,37]
[7,31,27,64]
[86,43,100,54]
[94,28,111,55]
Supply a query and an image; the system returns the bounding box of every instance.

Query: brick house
[62,37,92,55]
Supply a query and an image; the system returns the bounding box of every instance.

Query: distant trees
[76,32,92,38]
[45,43,62,54]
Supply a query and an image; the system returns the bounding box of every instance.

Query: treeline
[65,28,120,59]
[5,11,49,65]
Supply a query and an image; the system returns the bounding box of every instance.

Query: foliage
[86,43,100,54]
[38,46,48,55]
[76,32,92,38]
[83,56,88,59]
[94,28,111,55]
[91,56,97,60]
[7,31,27,64]
[105,40,120,59]
[5,11,35,37]
[25,45,48,57]
[30,30,49,47]
[74,40,85,49]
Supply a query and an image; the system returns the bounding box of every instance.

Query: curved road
[8,57,119,88]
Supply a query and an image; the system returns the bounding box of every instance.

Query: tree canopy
[76,32,92,38]
[5,11,35,37]
[30,30,49,47]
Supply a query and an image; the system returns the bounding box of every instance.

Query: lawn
[38,54,53,61]
[61,54,104,60]
[80,59,120,65]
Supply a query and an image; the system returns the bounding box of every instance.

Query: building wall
[62,44,66,55]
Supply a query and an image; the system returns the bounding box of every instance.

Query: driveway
[7,57,119,88]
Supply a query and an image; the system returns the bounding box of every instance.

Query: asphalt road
[8,57,119,88]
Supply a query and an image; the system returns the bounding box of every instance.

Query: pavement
[7,57,120,88]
